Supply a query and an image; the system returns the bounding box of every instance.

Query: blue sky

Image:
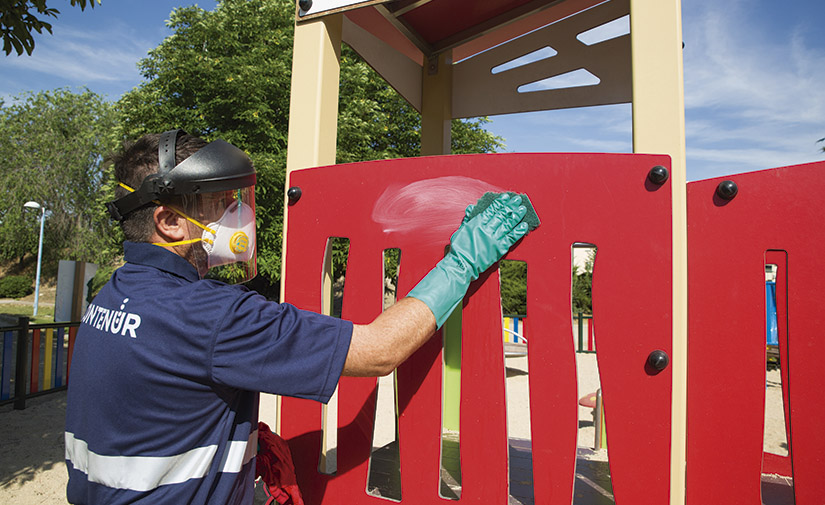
[1,0,823,181]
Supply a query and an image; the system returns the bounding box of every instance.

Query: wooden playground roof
[311,0,608,62]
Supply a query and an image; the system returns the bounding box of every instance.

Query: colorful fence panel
[281,153,674,505]
[686,160,825,505]
[503,315,526,344]
[0,320,80,409]
[1,331,12,401]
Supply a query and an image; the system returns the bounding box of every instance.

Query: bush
[0,275,34,298]
[86,263,121,303]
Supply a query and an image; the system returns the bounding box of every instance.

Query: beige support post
[629,1,687,504]
[420,51,463,433]
[420,52,452,156]
[268,14,343,441]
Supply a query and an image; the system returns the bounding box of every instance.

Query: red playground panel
[281,153,673,505]
[686,160,825,505]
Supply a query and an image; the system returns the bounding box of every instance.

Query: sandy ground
[0,355,789,504]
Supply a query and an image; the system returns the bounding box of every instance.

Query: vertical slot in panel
[319,237,350,475]
[440,282,462,499]
[763,262,788,457]
[571,244,614,504]
[762,251,795,503]
[500,259,534,505]
[441,250,461,500]
[573,245,596,354]
[367,248,402,501]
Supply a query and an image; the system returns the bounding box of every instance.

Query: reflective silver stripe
[65,431,258,492]
[219,429,258,473]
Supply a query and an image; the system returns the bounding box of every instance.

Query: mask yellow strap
[117,183,217,246]
[156,238,207,247]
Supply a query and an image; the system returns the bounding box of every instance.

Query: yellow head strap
[117,182,216,247]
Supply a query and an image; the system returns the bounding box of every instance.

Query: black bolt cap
[648,165,669,185]
[716,180,738,200]
[647,350,670,372]
[287,186,302,205]
[298,0,312,11]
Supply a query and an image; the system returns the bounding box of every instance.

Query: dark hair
[112,133,208,241]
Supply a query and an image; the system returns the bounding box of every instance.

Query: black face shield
[106,129,257,222]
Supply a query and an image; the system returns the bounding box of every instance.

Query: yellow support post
[273,14,343,439]
[630,1,687,504]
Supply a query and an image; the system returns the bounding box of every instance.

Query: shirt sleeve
[210,289,353,403]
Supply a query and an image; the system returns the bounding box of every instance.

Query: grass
[0,303,56,325]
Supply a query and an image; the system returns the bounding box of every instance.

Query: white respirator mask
[200,199,257,269]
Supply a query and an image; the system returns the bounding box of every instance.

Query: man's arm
[341,193,535,378]
[343,297,436,376]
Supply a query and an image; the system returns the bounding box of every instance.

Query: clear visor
[180,186,257,283]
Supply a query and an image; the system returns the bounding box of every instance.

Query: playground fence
[0,316,79,410]
[504,314,594,352]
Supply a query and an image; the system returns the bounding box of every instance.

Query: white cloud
[4,24,152,84]
[683,1,824,128]
[681,0,825,177]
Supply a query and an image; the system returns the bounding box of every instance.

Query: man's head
[112,133,208,242]
[108,130,258,281]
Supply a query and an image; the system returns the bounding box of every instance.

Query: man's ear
[153,206,187,242]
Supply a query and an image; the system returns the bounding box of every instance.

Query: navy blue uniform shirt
[65,242,352,504]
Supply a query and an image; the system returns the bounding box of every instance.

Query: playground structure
[279,1,824,505]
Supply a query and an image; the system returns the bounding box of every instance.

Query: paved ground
[1,354,795,504]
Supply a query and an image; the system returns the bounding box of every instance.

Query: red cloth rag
[256,422,304,505]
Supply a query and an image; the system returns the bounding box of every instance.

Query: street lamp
[23,201,46,317]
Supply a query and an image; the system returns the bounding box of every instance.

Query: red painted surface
[281,153,673,505]
[399,0,535,45]
[686,161,825,505]
[67,326,78,382]
[30,328,40,393]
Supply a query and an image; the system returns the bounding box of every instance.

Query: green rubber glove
[407,193,531,328]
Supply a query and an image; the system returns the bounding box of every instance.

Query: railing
[0,316,79,410]
[574,312,595,353]
[503,314,594,353]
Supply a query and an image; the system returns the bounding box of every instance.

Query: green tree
[1,0,98,56]
[116,0,504,293]
[500,260,527,315]
[0,88,120,272]
[571,250,594,314]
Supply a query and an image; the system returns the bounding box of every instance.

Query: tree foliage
[116,0,504,295]
[0,88,120,272]
[500,249,594,317]
[571,249,594,315]
[1,0,98,56]
[500,260,527,315]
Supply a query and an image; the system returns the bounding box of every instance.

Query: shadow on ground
[0,391,67,492]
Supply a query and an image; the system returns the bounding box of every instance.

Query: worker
[65,130,532,504]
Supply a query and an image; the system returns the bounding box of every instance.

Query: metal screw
[716,180,738,200]
[298,0,312,11]
[647,165,669,185]
[287,186,302,205]
[648,350,670,372]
